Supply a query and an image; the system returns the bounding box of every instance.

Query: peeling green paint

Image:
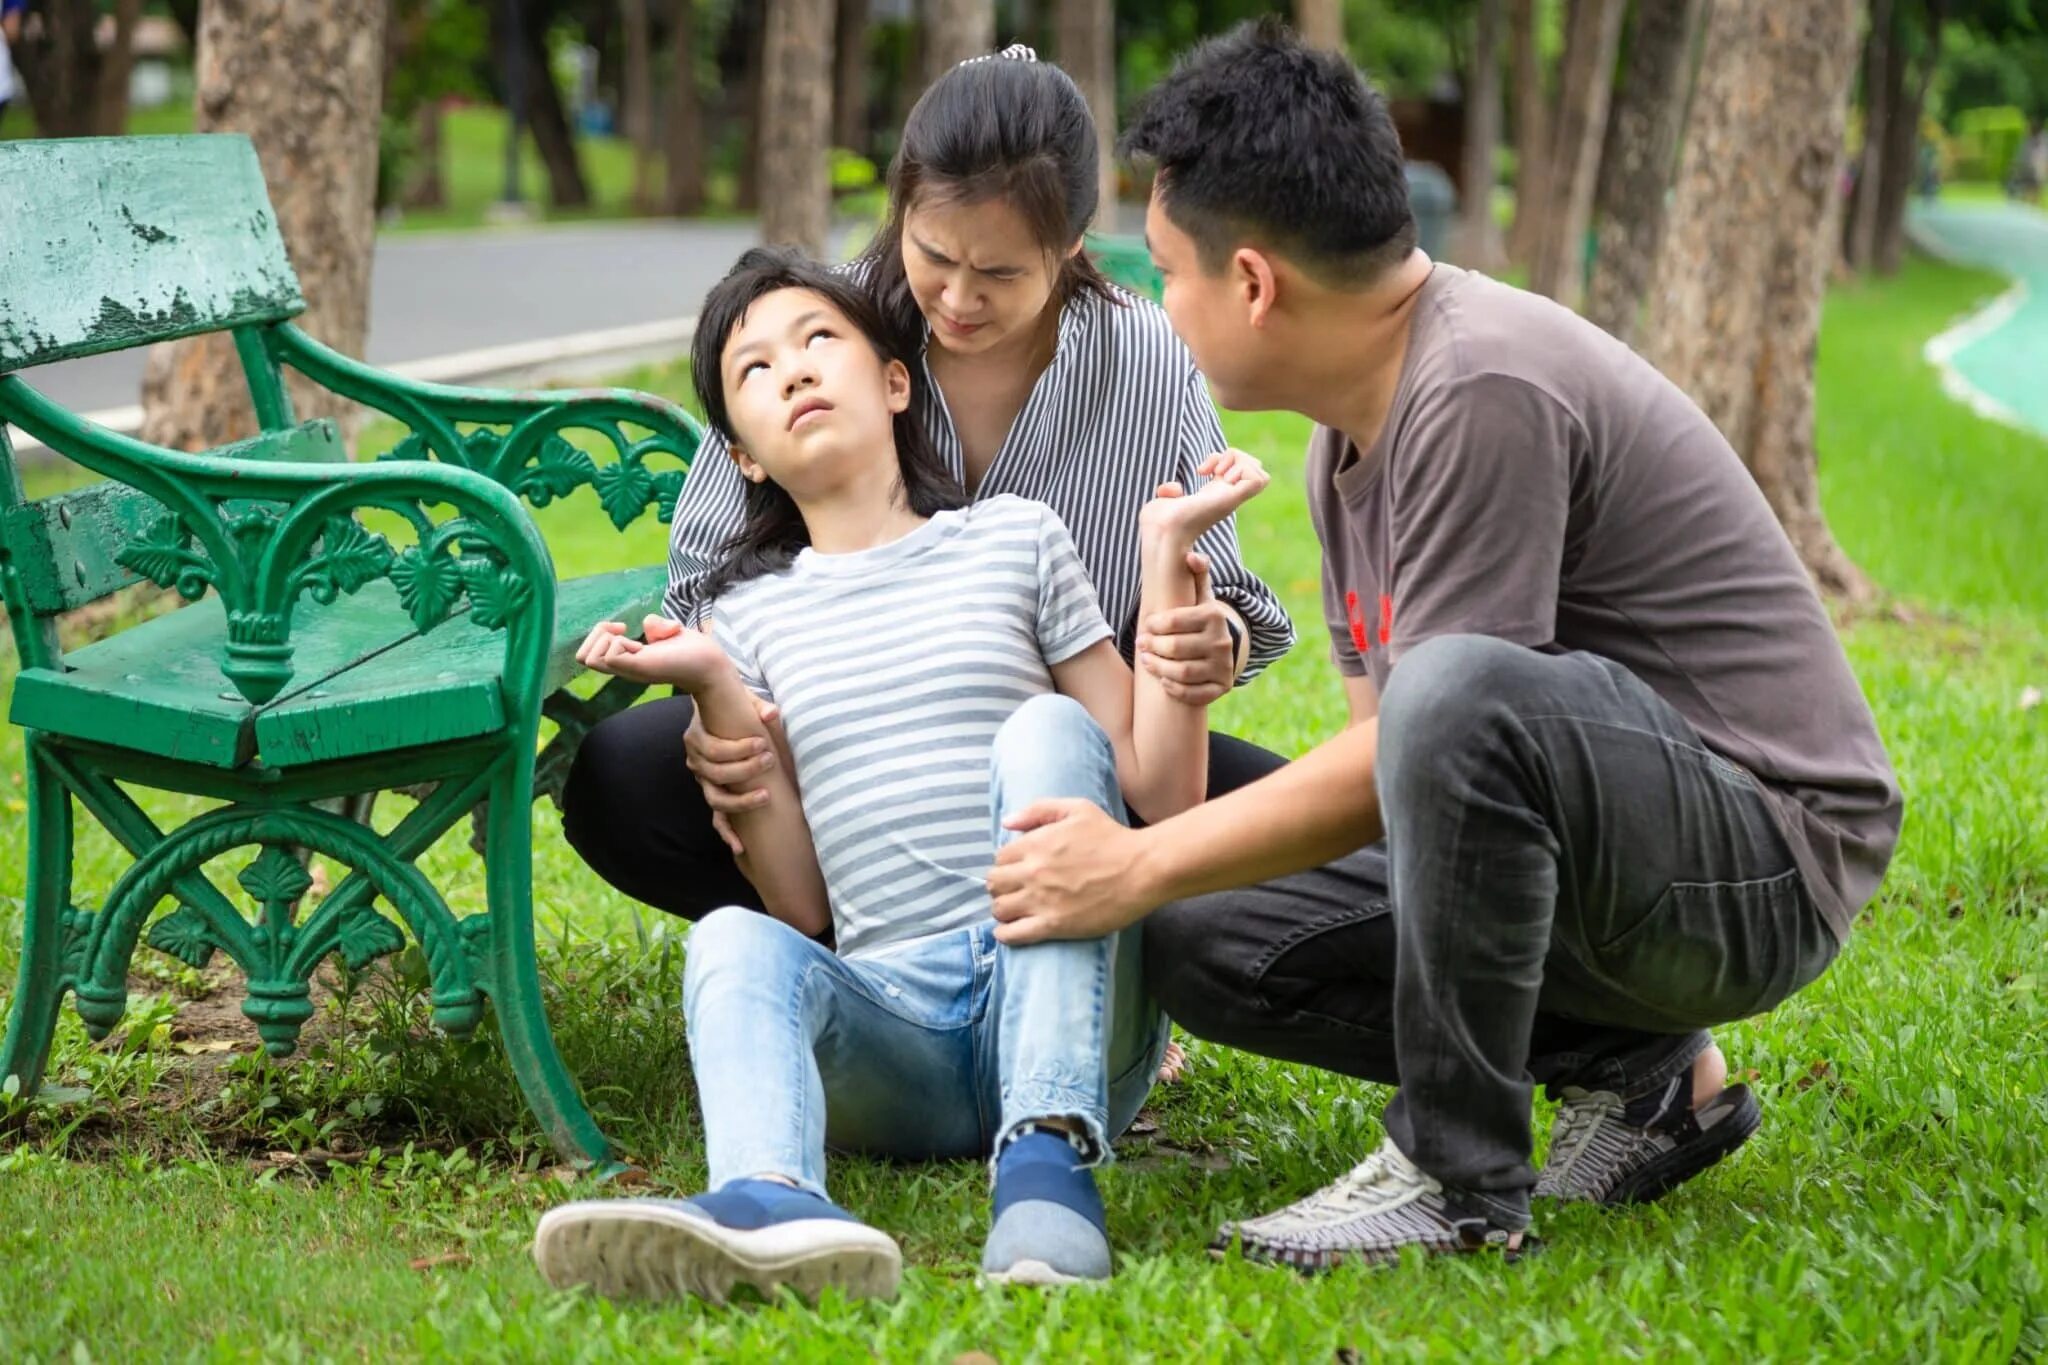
[0,135,305,369]
[119,205,175,245]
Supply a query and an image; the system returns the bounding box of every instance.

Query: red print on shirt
[1378,593,1394,646]
[1345,591,1368,652]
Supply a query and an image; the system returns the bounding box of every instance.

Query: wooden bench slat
[252,567,667,767]
[0,136,304,372]
[8,577,425,766]
[0,420,347,614]
[12,567,668,770]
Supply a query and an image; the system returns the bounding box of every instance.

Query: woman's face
[902,193,1072,360]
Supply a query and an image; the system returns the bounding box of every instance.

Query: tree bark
[1529,0,1625,309]
[920,0,994,88]
[1643,0,1873,603]
[509,3,591,209]
[760,0,836,257]
[735,1,766,211]
[1055,0,1117,233]
[1294,0,1343,52]
[1458,0,1507,270]
[1507,0,1552,268]
[13,0,102,136]
[622,0,658,212]
[833,0,871,153]
[1875,0,1943,275]
[1846,0,1892,272]
[94,0,144,135]
[139,0,389,454]
[1585,0,1703,343]
[403,100,447,210]
[665,0,706,215]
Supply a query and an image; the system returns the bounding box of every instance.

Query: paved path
[22,220,768,416]
[1908,201,2048,439]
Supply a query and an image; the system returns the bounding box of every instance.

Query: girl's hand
[576,616,734,689]
[1137,448,1271,549]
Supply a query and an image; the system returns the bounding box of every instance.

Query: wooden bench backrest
[0,135,305,373]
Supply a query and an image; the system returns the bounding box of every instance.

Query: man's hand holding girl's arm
[1044,450,1270,826]
[1136,451,1263,703]
[576,616,831,936]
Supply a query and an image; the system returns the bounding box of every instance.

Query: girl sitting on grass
[532,247,1266,1304]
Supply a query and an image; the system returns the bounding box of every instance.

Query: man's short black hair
[1120,17,1416,288]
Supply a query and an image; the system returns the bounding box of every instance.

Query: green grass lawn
[3,255,2046,1361]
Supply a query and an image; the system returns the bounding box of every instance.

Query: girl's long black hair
[691,246,966,602]
[857,45,1121,347]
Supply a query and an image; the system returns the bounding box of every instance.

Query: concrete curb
[9,315,698,458]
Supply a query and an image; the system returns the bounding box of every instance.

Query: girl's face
[719,287,911,500]
[902,193,1078,360]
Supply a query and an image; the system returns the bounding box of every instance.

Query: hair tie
[960,43,1039,67]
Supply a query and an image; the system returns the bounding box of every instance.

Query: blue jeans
[682,694,1171,1198]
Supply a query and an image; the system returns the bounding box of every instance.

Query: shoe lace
[1548,1089,1628,1180]
[1322,1141,1429,1215]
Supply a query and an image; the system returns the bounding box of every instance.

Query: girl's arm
[1049,452,1271,824]
[576,621,832,937]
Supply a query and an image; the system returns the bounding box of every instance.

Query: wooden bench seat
[11,566,667,769]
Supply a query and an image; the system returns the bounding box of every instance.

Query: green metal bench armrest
[0,375,555,710]
[266,323,702,530]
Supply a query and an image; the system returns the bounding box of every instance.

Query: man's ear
[728,441,769,484]
[1233,246,1280,330]
[883,358,912,415]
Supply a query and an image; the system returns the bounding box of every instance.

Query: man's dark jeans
[1146,634,1840,1230]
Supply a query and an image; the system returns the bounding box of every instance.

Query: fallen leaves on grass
[410,1252,473,1272]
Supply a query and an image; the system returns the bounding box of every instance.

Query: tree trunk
[1458,0,1507,270]
[139,0,389,454]
[1874,0,1943,276]
[920,0,994,88]
[1529,0,1625,309]
[833,0,871,153]
[622,0,658,212]
[736,2,766,211]
[1585,0,1703,343]
[1643,0,1873,603]
[665,0,706,215]
[1294,0,1343,52]
[13,0,102,137]
[1845,0,1892,273]
[510,4,591,209]
[403,100,447,210]
[94,0,144,135]
[760,0,836,257]
[1055,0,1117,233]
[1507,0,1552,268]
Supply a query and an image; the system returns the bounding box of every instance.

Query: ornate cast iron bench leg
[0,736,76,1110]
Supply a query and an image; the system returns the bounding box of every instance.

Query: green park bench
[0,135,702,1167]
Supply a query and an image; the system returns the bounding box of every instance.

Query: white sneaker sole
[533,1201,903,1305]
[981,1258,1106,1288]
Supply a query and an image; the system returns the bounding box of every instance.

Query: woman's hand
[684,697,786,856]
[1137,551,1239,705]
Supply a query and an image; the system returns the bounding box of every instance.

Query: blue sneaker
[981,1127,1113,1286]
[534,1180,902,1304]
